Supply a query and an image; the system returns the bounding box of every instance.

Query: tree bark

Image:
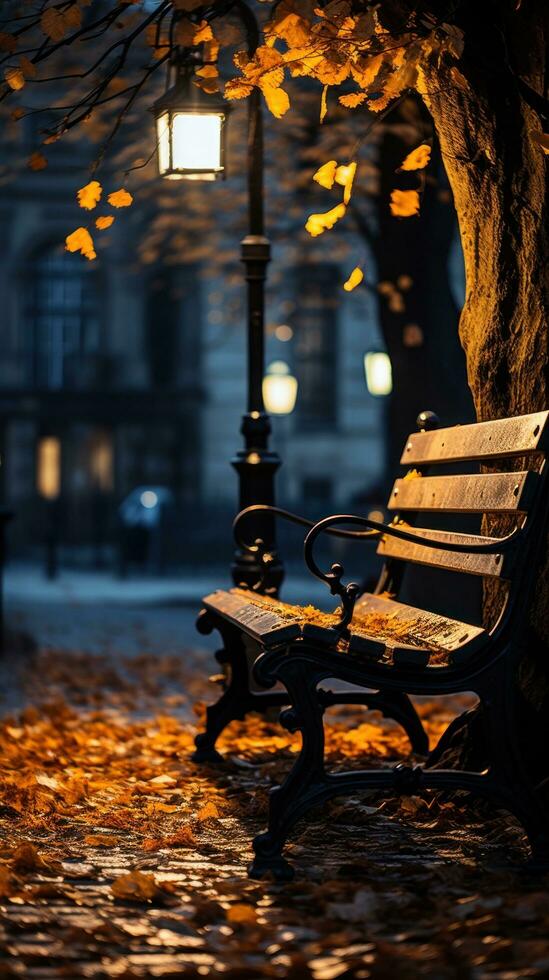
[419,0,549,776]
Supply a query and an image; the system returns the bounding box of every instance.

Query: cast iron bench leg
[317,688,429,756]
[250,657,327,881]
[193,606,429,764]
[192,613,290,763]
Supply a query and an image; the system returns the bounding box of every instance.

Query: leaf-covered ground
[0,642,548,979]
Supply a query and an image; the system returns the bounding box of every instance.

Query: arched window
[26,243,102,388]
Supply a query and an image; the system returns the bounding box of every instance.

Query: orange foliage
[65,227,96,261]
[343,266,364,291]
[108,188,133,208]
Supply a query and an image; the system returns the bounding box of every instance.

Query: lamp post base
[231,411,284,595]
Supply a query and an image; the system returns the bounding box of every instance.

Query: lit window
[37,436,61,499]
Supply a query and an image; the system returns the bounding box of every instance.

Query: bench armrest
[233,504,379,593]
[303,513,523,630]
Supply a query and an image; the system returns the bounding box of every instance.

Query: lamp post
[153,9,285,595]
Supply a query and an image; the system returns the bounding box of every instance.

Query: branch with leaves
[0,0,546,273]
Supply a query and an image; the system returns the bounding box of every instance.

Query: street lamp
[364,351,393,397]
[263,361,298,415]
[153,6,285,594]
[153,63,229,181]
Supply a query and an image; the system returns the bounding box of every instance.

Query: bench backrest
[377,411,549,581]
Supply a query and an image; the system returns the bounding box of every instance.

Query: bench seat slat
[354,593,486,655]
[202,590,302,646]
[202,589,486,666]
[377,527,510,578]
[388,470,537,514]
[401,411,549,466]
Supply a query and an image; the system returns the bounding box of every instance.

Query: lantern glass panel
[263,363,298,415]
[172,112,223,175]
[364,351,393,396]
[156,112,170,175]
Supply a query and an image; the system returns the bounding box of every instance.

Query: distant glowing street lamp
[153,11,285,594]
[153,64,229,181]
[263,361,298,416]
[364,351,393,397]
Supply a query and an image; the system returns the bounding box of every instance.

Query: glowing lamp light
[364,351,393,397]
[140,490,159,509]
[263,361,298,415]
[153,70,229,181]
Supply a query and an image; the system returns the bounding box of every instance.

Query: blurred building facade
[0,118,387,567]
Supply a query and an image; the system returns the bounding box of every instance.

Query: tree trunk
[419,1,549,776]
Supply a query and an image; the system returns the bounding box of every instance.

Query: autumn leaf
[19,56,37,80]
[193,21,213,45]
[95,215,115,230]
[77,180,102,210]
[195,66,220,94]
[0,32,16,53]
[41,8,66,42]
[335,161,357,205]
[142,826,196,851]
[350,53,383,90]
[27,152,47,171]
[305,203,346,237]
[240,45,284,89]
[108,188,133,208]
[227,903,258,925]
[400,144,432,171]
[64,5,82,30]
[313,160,337,189]
[263,85,290,118]
[146,800,177,814]
[224,78,254,101]
[530,130,549,155]
[197,800,220,822]
[35,772,58,789]
[84,834,120,847]
[339,91,368,108]
[66,227,96,261]
[315,56,350,86]
[343,266,364,291]
[267,1,312,48]
[231,45,289,116]
[320,84,328,123]
[111,870,163,902]
[4,67,25,91]
[9,843,63,876]
[390,189,420,218]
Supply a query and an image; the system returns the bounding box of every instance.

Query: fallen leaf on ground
[227,903,258,925]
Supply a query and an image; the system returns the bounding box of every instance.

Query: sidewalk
[4,561,330,608]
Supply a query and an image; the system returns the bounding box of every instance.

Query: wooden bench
[195,409,549,879]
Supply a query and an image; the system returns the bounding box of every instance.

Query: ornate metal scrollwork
[233,504,379,594]
[303,513,524,630]
[233,503,522,617]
